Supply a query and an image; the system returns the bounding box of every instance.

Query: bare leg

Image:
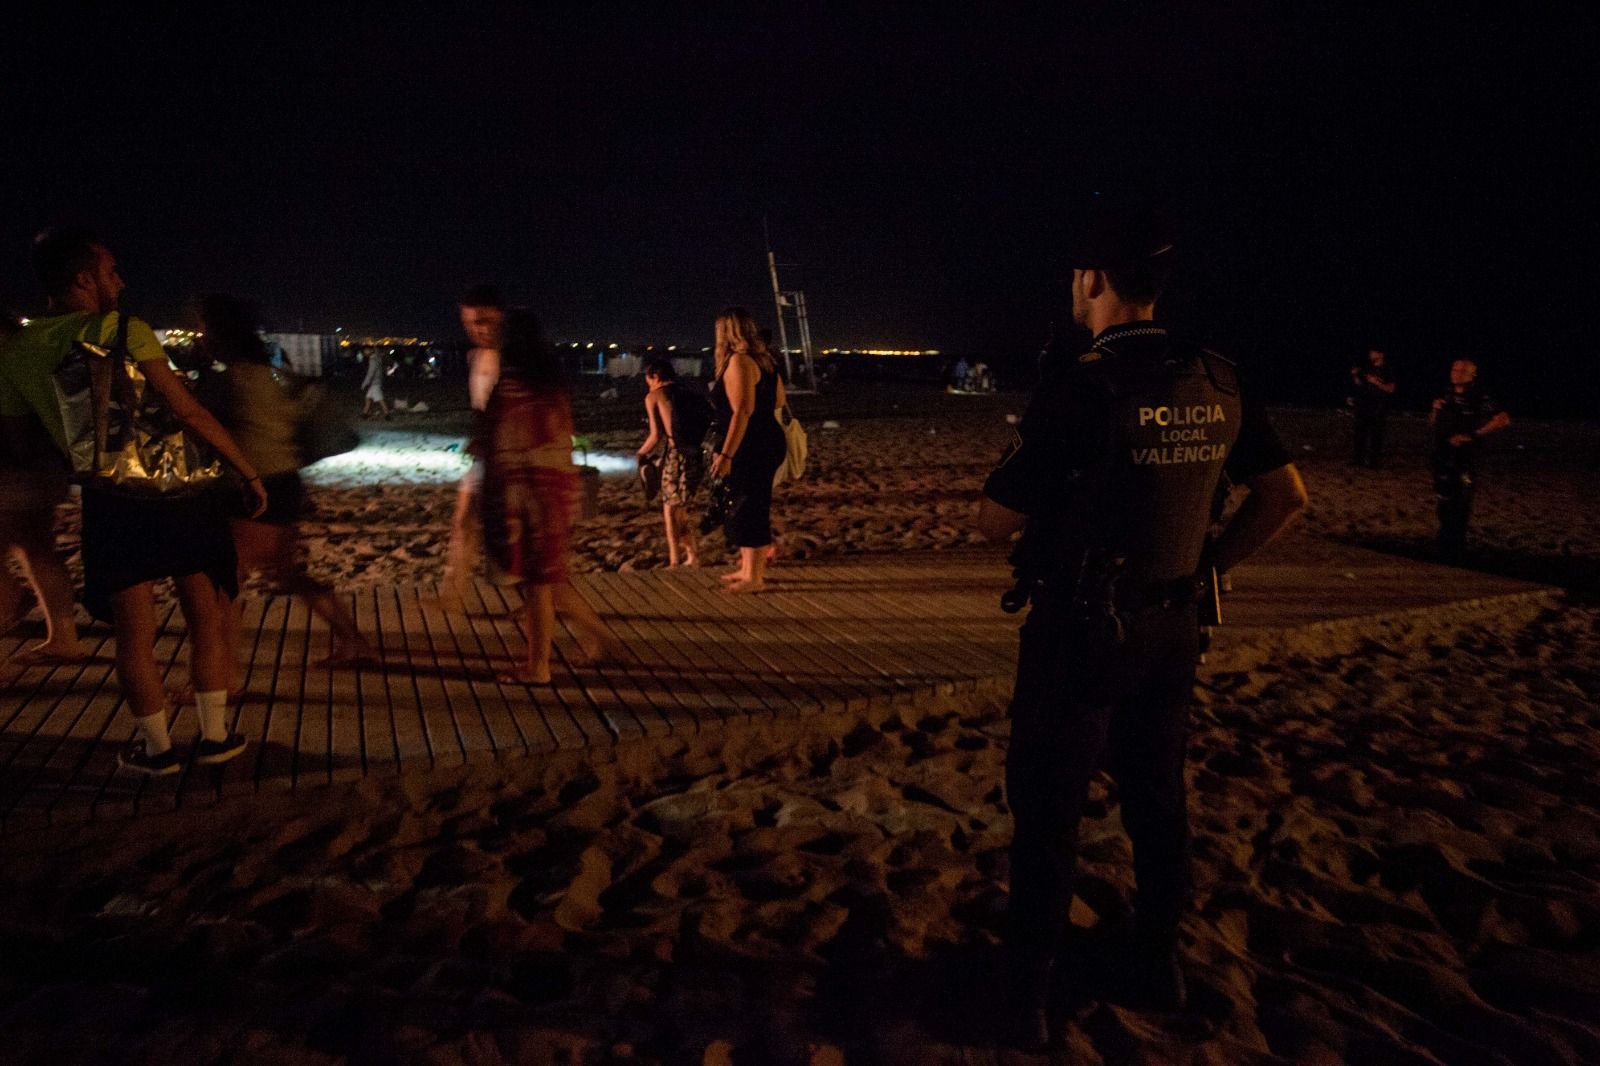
[502,583,554,684]
[9,505,82,660]
[726,546,769,593]
[0,556,26,637]
[110,583,167,719]
[174,571,231,696]
[237,518,372,667]
[721,539,751,581]
[662,501,680,567]
[552,581,618,663]
[441,482,480,604]
[672,505,697,566]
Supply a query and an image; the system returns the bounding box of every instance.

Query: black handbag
[638,453,663,505]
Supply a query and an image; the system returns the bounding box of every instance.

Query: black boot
[1003,948,1053,1051]
[1116,924,1187,1012]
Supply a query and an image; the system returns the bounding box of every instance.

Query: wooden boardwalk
[0,548,1554,831]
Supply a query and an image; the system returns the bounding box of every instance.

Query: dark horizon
[3,5,1595,415]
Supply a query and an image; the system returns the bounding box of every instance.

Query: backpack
[666,382,714,450]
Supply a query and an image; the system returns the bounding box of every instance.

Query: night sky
[3,4,1595,413]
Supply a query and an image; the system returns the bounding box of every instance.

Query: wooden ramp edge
[0,547,1559,832]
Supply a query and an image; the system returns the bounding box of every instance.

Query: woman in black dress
[707,307,786,592]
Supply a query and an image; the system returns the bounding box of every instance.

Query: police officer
[977,202,1308,1047]
[1349,347,1396,468]
[1429,358,1510,561]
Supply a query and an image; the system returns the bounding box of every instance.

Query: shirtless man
[441,285,505,606]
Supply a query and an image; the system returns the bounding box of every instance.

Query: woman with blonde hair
[708,307,786,591]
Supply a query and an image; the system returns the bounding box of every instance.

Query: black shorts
[81,485,239,623]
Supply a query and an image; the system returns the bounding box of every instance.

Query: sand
[2,387,1597,1064]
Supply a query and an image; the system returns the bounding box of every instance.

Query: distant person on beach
[360,346,390,419]
[0,227,264,775]
[977,199,1307,1046]
[709,307,787,592]
[1349,347,1396,468]
[635,357,710,567]
[1429,358,1510,561]
[0,314,82,665]
[477,310,615,684]
[441,284,505,606]
[198,294,375,684]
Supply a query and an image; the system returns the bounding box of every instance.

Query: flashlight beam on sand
[304,433,639,484]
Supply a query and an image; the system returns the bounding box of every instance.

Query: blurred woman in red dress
[478,310,614,684]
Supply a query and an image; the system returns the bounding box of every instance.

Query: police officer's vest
[1047,337,1243,584]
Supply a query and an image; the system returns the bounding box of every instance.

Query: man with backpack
[0,227,266,774]
[636,357,712,567]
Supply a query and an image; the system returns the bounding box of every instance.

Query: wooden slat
[374,586,434,768]
[472,582,586,751]
[353,586,400,775]
[212,592,275,799]
[281,592,321,784]
[484,585,606,749]
[253,593,306,791]
[324,591,366,784]
[0,630,121,827]
[454,580,556,754]
[617,572,802,724]
[652,572,868,716]
[563,574,690,738]
[393,586,465,769]
[413,584,520,762]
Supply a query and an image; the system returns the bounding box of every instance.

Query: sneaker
[194,732,248,766]
[118,739,181,777]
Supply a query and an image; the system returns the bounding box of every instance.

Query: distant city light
[608,343,619,349]
[819,348,940,356]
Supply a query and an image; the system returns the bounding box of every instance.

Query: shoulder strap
[109,310,141,415]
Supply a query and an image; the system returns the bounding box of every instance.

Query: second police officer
[977,198,1309,1048]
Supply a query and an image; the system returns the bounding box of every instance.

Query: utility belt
[1029,574,1200,615]
[1003,555,1201,646]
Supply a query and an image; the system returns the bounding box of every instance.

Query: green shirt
[0,311,169,456]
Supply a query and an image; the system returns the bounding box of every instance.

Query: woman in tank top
[708,307,786,592]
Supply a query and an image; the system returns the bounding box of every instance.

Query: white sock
[136,712,173,755]
[195,689,230,742]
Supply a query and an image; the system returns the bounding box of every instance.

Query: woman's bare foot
[11,638,85,666]
[315,644,379,669]
[723,579,767,594]
[573,632,623,666]
[720,570,748,583]
[498,666,552,686]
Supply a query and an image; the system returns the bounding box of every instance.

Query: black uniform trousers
[1433,456,1475,558]
[1351,409,1388,468]
[1005,598,1199,963]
